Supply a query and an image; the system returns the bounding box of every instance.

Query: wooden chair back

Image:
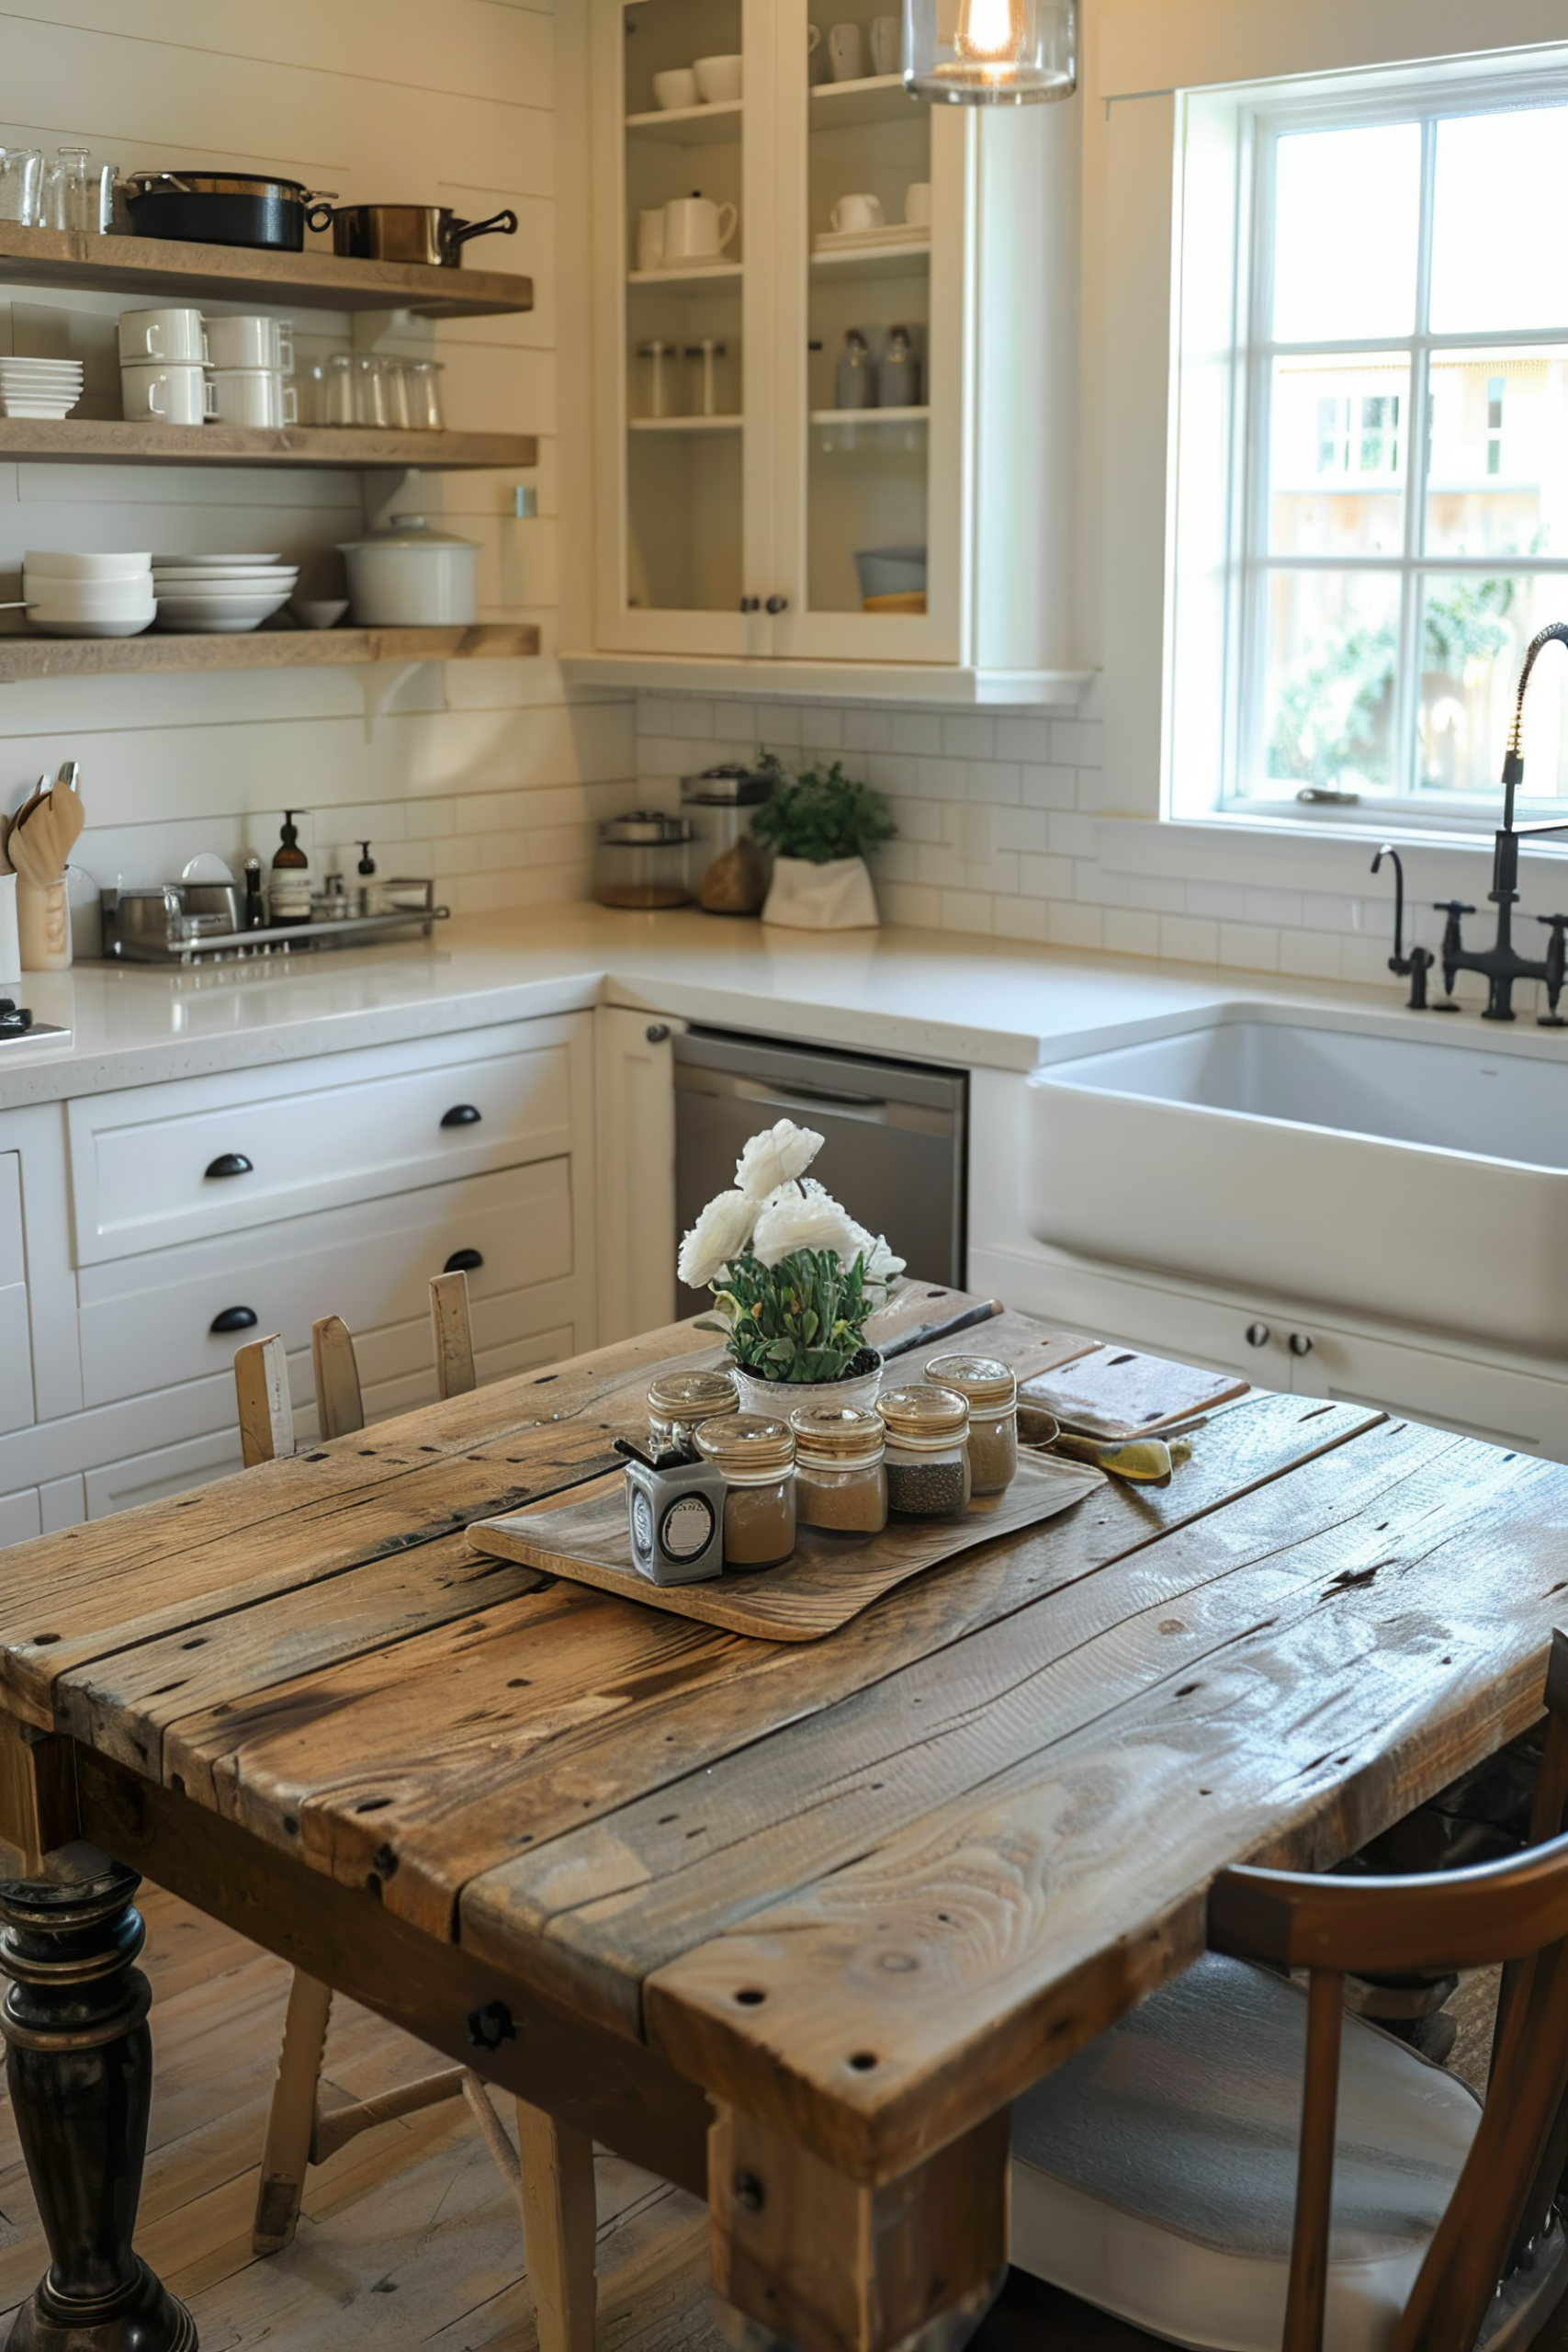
[1208,1628,1568,2352]
[233,1272,478,1466]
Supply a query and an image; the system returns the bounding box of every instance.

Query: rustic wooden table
[3,1289,1566,2352]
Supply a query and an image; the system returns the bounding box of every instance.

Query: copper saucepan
[307,203,519,268]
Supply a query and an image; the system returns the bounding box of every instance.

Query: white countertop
[0,905,1472,1107]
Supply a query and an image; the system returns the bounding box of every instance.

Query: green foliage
[695,1245,875,1383]
[749,752,897,865]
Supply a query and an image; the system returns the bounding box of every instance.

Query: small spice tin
[695,1413,798,1568]
[648,1367,739,1453]
[876,1384,972,1518]
[622,1453,728,1585]
[790,1403,888,1535]
[925,1353,1020,1496]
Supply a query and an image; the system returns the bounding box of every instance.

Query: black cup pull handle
[444,1249,484,1274]
[209,1306,259,1335]
[205,1151,254,1180]
[441,1104,481,1128]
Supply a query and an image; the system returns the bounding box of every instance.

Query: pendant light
[903,0,1077,103]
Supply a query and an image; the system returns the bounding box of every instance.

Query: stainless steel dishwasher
[673,1028,967,1311]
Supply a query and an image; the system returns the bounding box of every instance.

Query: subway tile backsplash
[634,693,1379,977]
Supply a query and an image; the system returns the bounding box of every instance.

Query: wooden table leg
[708,2104,1008,2352]
[0,1854,196,2352]
[515,2096,598,2352]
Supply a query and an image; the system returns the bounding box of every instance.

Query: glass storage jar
[648,1367,739,1453]
[925,1354,1019,1495]
[790,1404,887,1534]
[592,811,694,910]
[694,1414,797,1568]
[876,1385,972,1517]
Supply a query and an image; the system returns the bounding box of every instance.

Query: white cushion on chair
[1010,1953,1484,2352]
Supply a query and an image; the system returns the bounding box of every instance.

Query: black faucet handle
[1539,914,1568,1027]
[1435,899,1477,917]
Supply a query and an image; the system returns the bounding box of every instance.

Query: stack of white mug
[118,308,298,429]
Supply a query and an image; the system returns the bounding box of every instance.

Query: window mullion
[1393,115,1439,798]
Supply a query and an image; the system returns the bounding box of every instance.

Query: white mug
[208,368,297,428]
[652,66,699,110]
[828,22,864,79]
[636,207,666,273]
[807,23,829,83]
[205,313,295,374]
[869,15,900,74]
[661,194,738,263]
[694,52,743,103]
[120,361,215,425]
[831,192,886,234]
[118,305,207,365]
[905,180,932,229]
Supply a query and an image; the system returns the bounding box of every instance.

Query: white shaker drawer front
[77,1159,573,1408]
[0,1154,32,1433]
[85,1430,246,1521]
[67,1016,581,1264]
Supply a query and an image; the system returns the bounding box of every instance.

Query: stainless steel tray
[102,904,449,964]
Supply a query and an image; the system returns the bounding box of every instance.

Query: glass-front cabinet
[590,0,969,663]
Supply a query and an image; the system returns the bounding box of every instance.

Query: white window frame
[1221,68,1568,829]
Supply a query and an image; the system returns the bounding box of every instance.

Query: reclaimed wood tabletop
[3,1283,1567,2352]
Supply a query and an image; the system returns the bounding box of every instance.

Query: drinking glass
[0,148,42,227]
[350,353,391,427]
[321,352,355,425]
[404,359,446,431]
[42,148,115,233]
[382,357,412,432]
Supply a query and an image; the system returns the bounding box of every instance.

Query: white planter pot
[731,1348,885,1419]
[761,854,880,931]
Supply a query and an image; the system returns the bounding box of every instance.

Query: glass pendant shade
[903,0,1077,102]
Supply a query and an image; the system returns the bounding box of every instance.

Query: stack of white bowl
[0,357,85,420]
[151,552,299,635]
[23,551,154,638]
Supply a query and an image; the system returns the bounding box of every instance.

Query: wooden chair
[234,1275,598,2352]
[1009,1629,1568,2352]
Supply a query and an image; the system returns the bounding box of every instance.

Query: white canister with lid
[337,513,478,627]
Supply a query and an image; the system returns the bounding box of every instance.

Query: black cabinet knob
[441,1104,481,1128]
[1246,1322,1271,1349]
[765,594,788,615]
[646,1023,671,1045]
[739,596,761,614]
[204,1151,254,1180]
[444,1248,484,1274]
[1289,1331,1315,1358]
[209,1306,259,1335]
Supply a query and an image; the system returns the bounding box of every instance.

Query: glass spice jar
[790,1404,888,1535]
[694,1414,798,1568]
[924,1354,1020,1496]
[876,1385,972,1518]
[648,1367,739,1453]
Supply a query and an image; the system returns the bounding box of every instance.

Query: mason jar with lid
[694,1414,797,1568]
[648,1367,739,1453]
[592,811,694,910]
[876,1385,972,1518]
[789,1403,887,1535]
[925,1354,1019,1496]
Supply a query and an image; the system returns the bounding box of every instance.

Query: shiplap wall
[0,0,637,912]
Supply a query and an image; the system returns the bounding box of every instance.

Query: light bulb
[953,0,1028,69]
[904,0,1077,103]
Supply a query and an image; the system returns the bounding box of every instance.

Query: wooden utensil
[880,1297,1003,1364]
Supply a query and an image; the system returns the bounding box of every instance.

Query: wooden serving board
[1020,1346,1249,1442]
[468,1450,1105,1643]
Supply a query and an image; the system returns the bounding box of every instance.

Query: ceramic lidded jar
[337,512,478,626]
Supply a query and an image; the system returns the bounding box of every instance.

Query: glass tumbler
[321,352,355,425]
[43,149,115,233]
[382,357,412,431]
[0,148,42,227]
[350,353,392,427]
[404,359,446,430]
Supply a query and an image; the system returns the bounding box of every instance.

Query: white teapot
[661,193,739,264]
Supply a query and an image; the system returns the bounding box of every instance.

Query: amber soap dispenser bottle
[270,810,312,927]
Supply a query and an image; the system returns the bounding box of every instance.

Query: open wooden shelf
[0,623,538,683]
[627,263,743,292]
[0,220,533,319]
[0,418,536,469]
[626,100,743,146]
[809,74,926,130]
[810,238,931,282]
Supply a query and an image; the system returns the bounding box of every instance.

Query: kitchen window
[1226,85,1568,820]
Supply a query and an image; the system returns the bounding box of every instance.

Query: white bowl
[24,550,152,581]
[289,598,351,630]
[152,551,283,567]
[153,588,291,633]
[0,362,85,379]
[27,584,159,615]
[153,582,297,602]
[152,566,297,584]
[1,400,80,418]
[28,610,155,638]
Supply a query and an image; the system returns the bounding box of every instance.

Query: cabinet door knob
[1289,1331,1315,1358]
[209,1306,259,1335]
[765,594,788,615]
[441,1103,482,1128]
[739,596,761,614]
[646,1023,671,1045]
[1246,1322,1271,1349]
[204,1151,254,1181]
[444,1248,484,1274]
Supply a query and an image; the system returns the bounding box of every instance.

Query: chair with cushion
[1010,1630,1568,2352]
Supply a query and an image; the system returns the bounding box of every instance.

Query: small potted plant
[678,1116,905,1413]
[750,753,896,931]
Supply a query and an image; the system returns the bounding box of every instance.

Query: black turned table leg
[0,1856,196,2352]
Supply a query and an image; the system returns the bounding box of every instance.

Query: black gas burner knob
[0,999,33,1034]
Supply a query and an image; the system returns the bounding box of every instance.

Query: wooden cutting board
[469,1449,1105,1643]
[1020,1346,1249,1442]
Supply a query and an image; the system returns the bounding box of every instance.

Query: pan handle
[446,207,519,252]
[305,199,340,233]
[126,170,193,195]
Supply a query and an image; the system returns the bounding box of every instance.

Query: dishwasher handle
[763,1079,889,1112]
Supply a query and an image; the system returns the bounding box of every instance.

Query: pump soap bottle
[269,811,312,927]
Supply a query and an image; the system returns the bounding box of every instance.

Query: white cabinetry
[0,1154,32,1433]
[562,0,1088,702]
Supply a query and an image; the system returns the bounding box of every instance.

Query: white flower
[751,1182,862,1268]
[678,1189,756,1289]
[858,1231,906,1298]
[735,1119,824,1201]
